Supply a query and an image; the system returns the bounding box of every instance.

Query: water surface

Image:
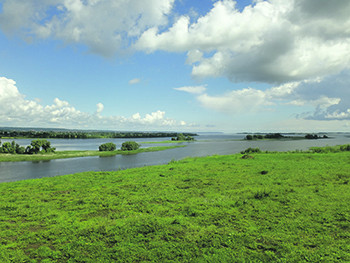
[0,133,348,183]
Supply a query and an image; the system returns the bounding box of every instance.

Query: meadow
[0,145,349,262]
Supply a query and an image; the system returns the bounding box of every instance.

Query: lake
[0,133,349,183]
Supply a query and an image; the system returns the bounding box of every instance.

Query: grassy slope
[0,145,185,162]
[0,150,350,262]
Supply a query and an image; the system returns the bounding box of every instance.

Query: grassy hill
[0,146,349,262]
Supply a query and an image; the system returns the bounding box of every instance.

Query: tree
[176,133,186,141]
[28,139,55,154]
[1,142,14,153]
[41,139,56,152]
[99,142,117,151]
[121,141,140,151]
[31,139,43,154]
[246,135,253,140]
[305,134,318,139]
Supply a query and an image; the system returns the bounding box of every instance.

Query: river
[0,133,349,183]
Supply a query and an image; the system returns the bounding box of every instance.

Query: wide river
[0,133,349,183]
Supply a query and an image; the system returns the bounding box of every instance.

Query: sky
[0,0,350,133]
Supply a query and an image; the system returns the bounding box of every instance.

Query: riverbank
[0,145,186,162]
[0,146,349,262]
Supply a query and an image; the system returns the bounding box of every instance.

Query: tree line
[245,133,329,140]
[0,130,197,139]
[245,133,285,140]
[0,139,56,154]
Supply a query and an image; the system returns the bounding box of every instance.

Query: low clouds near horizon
[0,77,188,129]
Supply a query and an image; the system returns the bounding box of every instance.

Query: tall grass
[0,146,350,262]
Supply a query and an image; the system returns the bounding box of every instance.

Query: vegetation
[240,147,262,154]
[245,133,329,140]
[171,133,195,141]
[245,133,285,140]
[98,142,116,152]
[121,141,141,151]
[305,134,328,139]
[0,145,350,262]
[0,139,55,154]
[0,146,186,163]
[0,129,197,139]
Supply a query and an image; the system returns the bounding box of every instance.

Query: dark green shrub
[99,142,117,151]
[305,134,318,139]
[245,135,253,140]
[240,147,262,154]
[16,146,26,154]
[121,141,140,151]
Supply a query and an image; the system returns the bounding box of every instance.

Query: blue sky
[0,0,350,133]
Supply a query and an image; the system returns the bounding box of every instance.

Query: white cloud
[129,78,141,85]
[186,76,342,115]
[0,0,175,57]
[0,76,188,129]
[325,109,350,120]
[136,0,350,84]
[197,87,273,114]
[174,85,207,94]
[95,102,104,113]
[2,0,349,84]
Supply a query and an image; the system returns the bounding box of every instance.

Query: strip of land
[0,145,186,162]
[0,145,349,262]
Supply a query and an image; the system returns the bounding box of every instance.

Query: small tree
[99,142,117,151]
[121,141,140,151]
[176,133,186,141]
[31,139,43,154]
[246,135,253,140]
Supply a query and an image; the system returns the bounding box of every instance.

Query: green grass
[0,145,185,162]
[0,146,350,262]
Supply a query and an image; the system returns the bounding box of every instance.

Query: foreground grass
[0,148,350,262]
[0,145,185,162]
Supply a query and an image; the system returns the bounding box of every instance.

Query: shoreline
[0,145,186,163]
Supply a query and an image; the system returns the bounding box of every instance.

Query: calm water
[0,133,349,183]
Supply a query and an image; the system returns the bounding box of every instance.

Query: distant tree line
[0,130,197,139]
[305,134,328,139]
[245,133,284,140]
[245,133,328,140]
[0,139,56,154]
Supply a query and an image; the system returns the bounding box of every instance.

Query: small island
[0,139,185,162]
[244,133,329,140]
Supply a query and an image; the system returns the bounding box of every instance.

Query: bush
[121,141,140,151]
[245,135,253,140]
[240,147,262,154]
[305,134,318,139]
[99,142,117,151]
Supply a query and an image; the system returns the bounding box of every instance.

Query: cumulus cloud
[182,73,343,116]
[1,0,349,84]
[0,76,188,129]
[136,0,350,84]
[174,85,207,94]
[0,0,175,57]
[95,102,104,114]
[129,78,141,85]
[197,87,274,114]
